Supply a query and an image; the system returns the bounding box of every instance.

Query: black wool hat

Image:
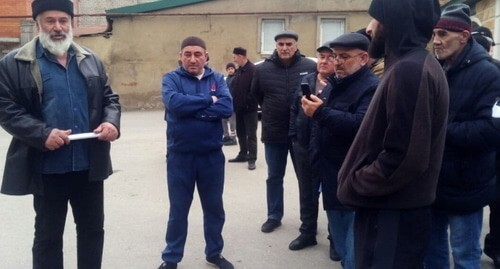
[233,47,247,56]
[329,33,370,51]
[274,30,299,41]
[472,26,495,46]
[435,4,472,32]
[32,0,74,20]
[181,36,206,50]
[226,62,236,70]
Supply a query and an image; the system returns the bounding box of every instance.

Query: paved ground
[0,110,496,269]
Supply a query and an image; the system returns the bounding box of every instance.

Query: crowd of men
[0,0,499,269]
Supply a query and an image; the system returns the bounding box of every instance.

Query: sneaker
[261,219,281,233]
[157,262,177,269]
[206,255,234,269]
[248,160,256,170]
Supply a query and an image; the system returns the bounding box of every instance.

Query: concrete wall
[76,0,372,110]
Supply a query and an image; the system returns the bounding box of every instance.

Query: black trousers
[485,200,500,253]
[291,142,319,236]
[33,171,104,269]
[354,207,431,269]
[235,109,258,161]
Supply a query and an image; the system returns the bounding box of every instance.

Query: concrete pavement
[0,110,496,268]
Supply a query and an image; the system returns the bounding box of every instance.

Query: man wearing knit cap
[337,0,449,268]
[158,36,234,269]
[301,32,378,269]
[0,0,121,268]
[227,47,258,170]
[251,29,316,234]
[425,3,500,268]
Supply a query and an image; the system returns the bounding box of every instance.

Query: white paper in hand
[68,132,100,141]
[492,100,500,118]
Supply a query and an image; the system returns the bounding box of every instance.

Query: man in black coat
[227,47,258,170]
[251,30,316,233]
[0,0,121,268]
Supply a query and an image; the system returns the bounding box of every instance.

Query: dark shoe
[228,155,247,162]
[223,137,237,146]
[222,136,231,142]
[289,234,317,250]
[206,255,234,269]
[248,160,256,170]
[328,235,341,261]
[261,219,281,233]
[157,262,177,269]
[484,247,500,268]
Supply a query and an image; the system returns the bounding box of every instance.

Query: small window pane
[261,19,285,53]
[320,19,345,45]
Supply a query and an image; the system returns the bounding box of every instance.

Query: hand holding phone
[301,83,312,100]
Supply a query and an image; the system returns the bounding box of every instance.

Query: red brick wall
[0,0,31,38]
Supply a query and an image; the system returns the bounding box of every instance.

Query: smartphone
[301,83,312,100]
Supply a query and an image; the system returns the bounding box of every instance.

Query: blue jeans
[327,210,355,269]
[264,142,294,220]
[424,208,483,269]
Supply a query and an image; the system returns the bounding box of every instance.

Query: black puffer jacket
[434,39,500,213]
[0,38,121,195]
[252,50,316,143]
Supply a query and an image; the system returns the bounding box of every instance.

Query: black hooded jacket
[338,0,450,209]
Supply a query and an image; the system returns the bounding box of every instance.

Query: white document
[68,132,100,141]
[492,100,500,118]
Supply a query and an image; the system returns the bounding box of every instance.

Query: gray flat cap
[329,33,370,51]
[274,30,299,41]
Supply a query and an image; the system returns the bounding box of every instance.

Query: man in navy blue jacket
[158,36,234,269]
[425,4,500,268]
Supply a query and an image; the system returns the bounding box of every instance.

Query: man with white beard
[0,0,121,268]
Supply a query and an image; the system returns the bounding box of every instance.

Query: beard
[368,23,385,59]
[38,26,73,57]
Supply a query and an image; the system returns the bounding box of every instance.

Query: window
[319,18,345,45]
[261,19,285,54]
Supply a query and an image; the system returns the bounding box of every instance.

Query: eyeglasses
[317,54,336,63]
[332,53,365,63]
[277,42,296,47]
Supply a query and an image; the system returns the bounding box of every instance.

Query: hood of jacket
[369,0,441,60]
[174,65,215,81]
[445,38,493,75]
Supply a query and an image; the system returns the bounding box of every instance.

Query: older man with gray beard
[0,0,121,268]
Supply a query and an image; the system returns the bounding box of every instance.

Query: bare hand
[45,129,72,150]
[94,122,119,142]
[301,95,323,117]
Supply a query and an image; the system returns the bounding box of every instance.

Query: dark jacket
[231,60,257,113]
[310,67,378,210]
[289,72,318,149]
[337,0,450,209]
[0,38,121,195]
[162,66,233,154]
[433,39,500,213]
[252,50,316,143]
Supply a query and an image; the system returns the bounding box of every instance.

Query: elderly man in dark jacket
[424,4,500,268]
[0,0,121,268]
[337,0,449,268]
[252,30,316,233]
[303,33,378,269]
[288,42,336,253]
